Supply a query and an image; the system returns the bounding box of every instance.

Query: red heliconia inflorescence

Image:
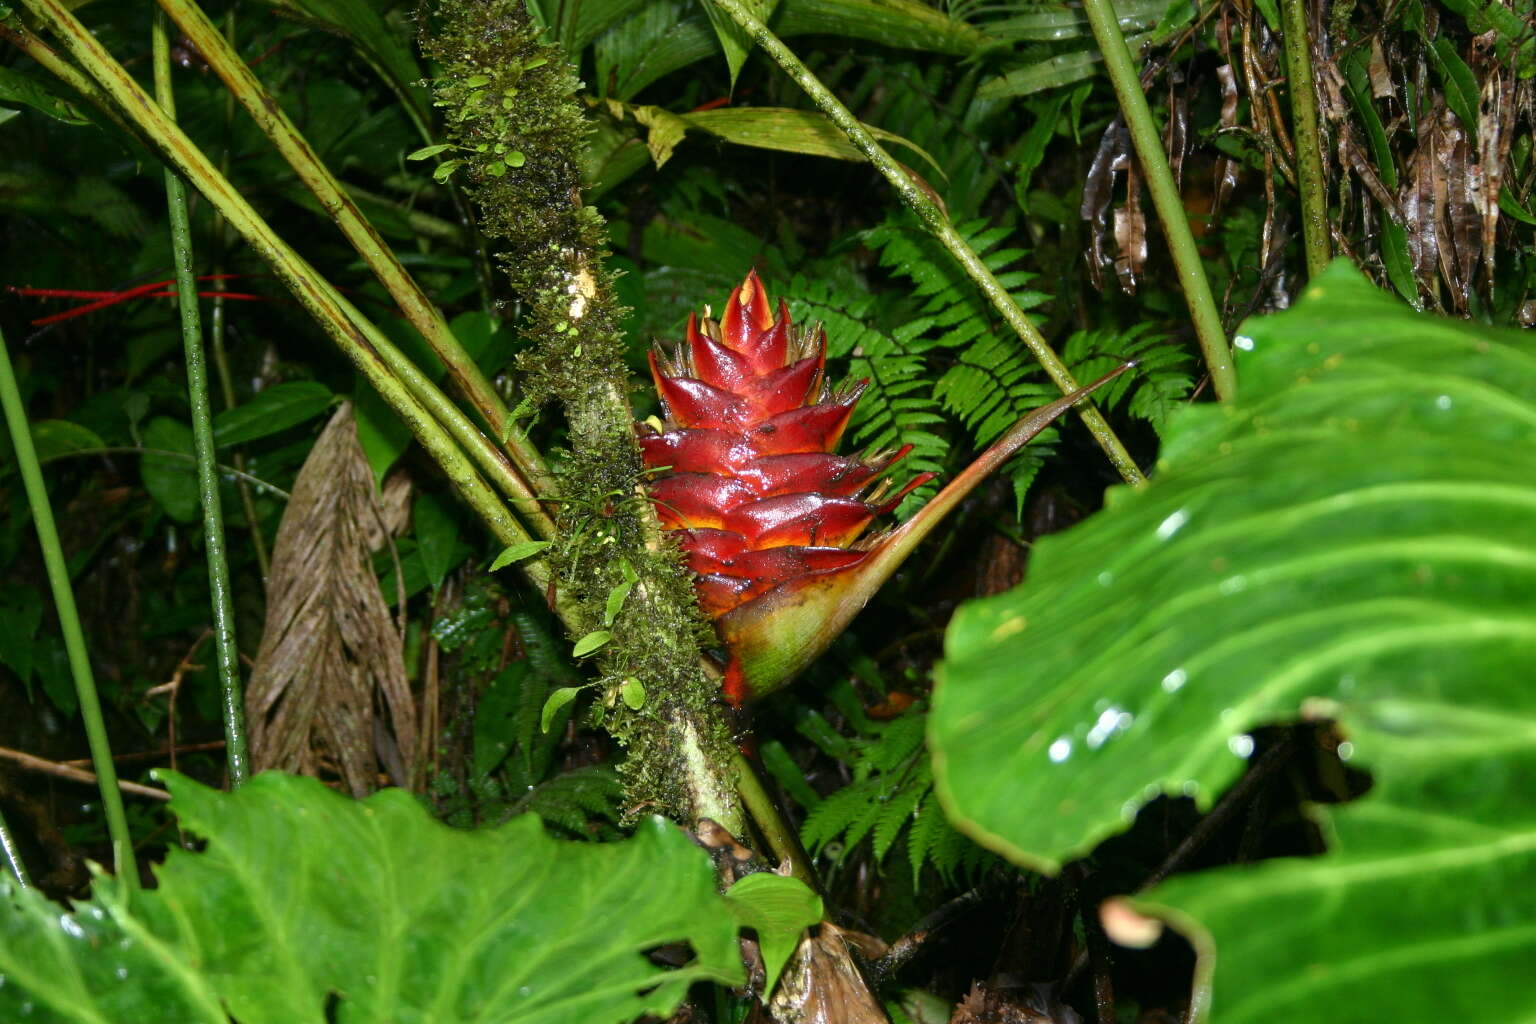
[639,271,934,705]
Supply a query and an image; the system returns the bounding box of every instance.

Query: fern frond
[1062,325,1195,434]
[866,216,1058,512]
[782,275,948,516]
[518,765,624,836]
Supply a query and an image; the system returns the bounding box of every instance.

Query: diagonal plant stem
[708,0,1146,485]
[1078,0,1237,401]
[0,806,31,887]
[155,0,558,507]
[153,11,251,787]
[20,0,567,596]
[0,325,138,892]
[1279,0,1331,278]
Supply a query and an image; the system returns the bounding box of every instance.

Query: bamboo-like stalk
[1280,0,1332,278]
[0,806,31,887]
[708,0,1146,486]
[1078,0,1237,401]
[20,0,568,612]
[0,325,139,892]
[155,0,558,508]
[153,12,251,787]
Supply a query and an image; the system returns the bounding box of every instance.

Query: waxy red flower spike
[641,271,1131,705]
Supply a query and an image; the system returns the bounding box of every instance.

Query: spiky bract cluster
[642,273,932,702]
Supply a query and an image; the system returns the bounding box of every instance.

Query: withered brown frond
[246,403,417,796]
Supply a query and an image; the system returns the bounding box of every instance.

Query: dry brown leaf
[768,922,890,1024]
[1112,163,1147,296]
[246,402,419,796]
[1212,64,1241,217]
[1081,119,1132,294]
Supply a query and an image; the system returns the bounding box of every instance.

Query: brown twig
[0,747,171,801]
[61,740,226,770]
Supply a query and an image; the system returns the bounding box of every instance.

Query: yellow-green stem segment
[708,0,1148,483]
[0,325,139,893]
[155,0,559,511]
[19,0,573,619]
[1279,0,1332,279]
[153,12,251,785]
[1078,0,1237,401]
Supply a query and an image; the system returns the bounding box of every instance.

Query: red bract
[640,271,931,703]
[642,271,1129,706]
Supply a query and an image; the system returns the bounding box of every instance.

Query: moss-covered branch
[423,0,741,830]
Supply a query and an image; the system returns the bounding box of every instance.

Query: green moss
[423,0,739,826]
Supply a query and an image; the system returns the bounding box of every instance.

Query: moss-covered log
[422,0,742,830]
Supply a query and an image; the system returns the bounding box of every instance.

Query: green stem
[1280,0,1331,279]
[206,7,270,582]
[155,0,558,513]
[40,448,289,499]
[0,325,138,892]
[1078,0,1236,401]
[0,806,31,887]
[21,0,565,599]
[708,0,1146,485]
[733,753,815,887]
[153,12,251,787]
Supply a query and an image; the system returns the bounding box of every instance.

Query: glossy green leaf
[620,675,646,710]
[0,65,90,125]
[542,685,583,731]
[775,0,992,54]
[490,539,552,570]
[353,377,413,485]
[140,416,198,522]
[700,0,776,88]
[573,630,612,657]
[932,264,1536,1021]
[724,872,823,993]
[412,491,460,590]
[0,772,743,1023]
[1428,36,1480,144]
[681,107,943,176]
[28,419,104,464]
[212,381,334,448]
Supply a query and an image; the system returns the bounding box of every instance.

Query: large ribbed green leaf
[0,772,744,1023]
[931,264,1536,1021]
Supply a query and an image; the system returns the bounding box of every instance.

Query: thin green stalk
[0,325,138,892]
[0,806,31,887]
[1078,0,1237,401]
[155,0,558,511]
[40,447,288,499]
[153,12,250,787]
[205,7,270,581]
[21,0,565,600]
[709,0,1145,485]
[733,753,815,887]
[1280,0,1331,278]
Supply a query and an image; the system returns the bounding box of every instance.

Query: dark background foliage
[1,0,1532,1018]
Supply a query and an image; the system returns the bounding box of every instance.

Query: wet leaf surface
[933,266,1536,1021]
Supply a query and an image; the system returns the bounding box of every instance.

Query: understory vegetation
[1,0,1533,1020]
